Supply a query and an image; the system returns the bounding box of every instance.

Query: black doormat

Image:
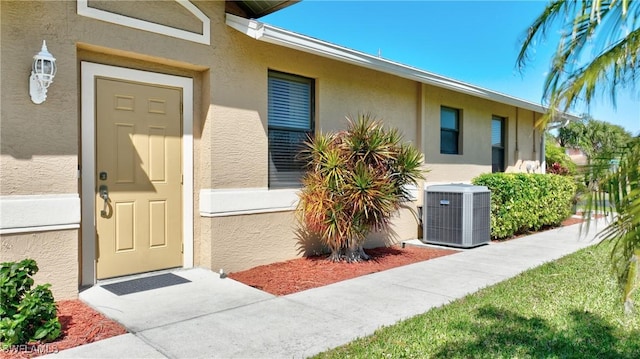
[101,273,191,296]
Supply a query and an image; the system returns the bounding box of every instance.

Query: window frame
[267,70,315,189]
[491,115,506,173]
[440,106,461,155]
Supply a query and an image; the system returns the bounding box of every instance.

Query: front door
[95,77,183,279]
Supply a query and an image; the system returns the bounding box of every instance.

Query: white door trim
[81,62,194,286]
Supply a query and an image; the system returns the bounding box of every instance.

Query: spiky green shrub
[0,259,61,349]
[472,173,576,239]
[297,114,425,262]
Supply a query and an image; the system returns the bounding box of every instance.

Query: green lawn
[314,241,640,358]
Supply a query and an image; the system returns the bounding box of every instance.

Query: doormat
[101,273,191,296]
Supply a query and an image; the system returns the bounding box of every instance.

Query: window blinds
[267,72,314,188]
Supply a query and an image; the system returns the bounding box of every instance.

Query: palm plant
[519,0,640,310]
[517,0,640,127]
[297,114,424,262]
[584,138,640,312]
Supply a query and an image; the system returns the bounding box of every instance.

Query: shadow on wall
[294,222,401,258]
[364,225,400,249]
[294,226,328,257]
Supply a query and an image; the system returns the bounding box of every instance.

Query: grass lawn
[314,241,640,358]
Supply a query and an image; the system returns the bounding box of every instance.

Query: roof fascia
[226,14,579,122]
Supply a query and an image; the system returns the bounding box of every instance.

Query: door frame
[81,62,194,286]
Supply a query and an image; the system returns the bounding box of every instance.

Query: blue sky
[263,0,639,135]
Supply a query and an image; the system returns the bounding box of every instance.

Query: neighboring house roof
[226,13,580,125]
[565,147,588,166]
[226,0,299,19]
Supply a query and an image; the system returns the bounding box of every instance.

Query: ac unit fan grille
[424,185,490,248]
[425,191,464,245]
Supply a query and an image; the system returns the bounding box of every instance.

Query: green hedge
[472,173,576,239]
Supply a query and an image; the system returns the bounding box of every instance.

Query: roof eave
[226,1,300,19]
[225,14,580,123]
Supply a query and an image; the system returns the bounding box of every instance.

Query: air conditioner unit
[423,184,491,248]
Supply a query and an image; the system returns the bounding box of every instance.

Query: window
[268,71,314,188]
[492,116,505,172]
[440,106,460,154]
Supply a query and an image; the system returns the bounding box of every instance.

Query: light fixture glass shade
[30,40,57,104]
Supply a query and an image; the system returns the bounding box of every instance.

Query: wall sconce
[29,40,57,104]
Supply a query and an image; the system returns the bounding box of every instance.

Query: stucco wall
[1,1,544,288]
[207,28,420,190]
[1,1,79,195]
[0,230,79,300]
[421,84,541,183]
[1,2,82,300]
[206,205,420,274]
[209,212,301,273]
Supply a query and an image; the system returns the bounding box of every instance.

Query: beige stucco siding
[421,84,541,183]
[208,29,420,190]
[1,2,79,195]
[291,51,417,142]
[88,0,204,34]
[0,231,79,300]
[206,206,420,274]
[208,212,301,273]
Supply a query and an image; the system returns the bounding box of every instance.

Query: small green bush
[472,173,576,239]
[0,259,61,349]
[545,136,576,175]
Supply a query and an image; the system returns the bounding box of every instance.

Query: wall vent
[423,184,490,248]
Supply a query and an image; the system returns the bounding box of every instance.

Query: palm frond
[584,138,640,310]
[518,0,639,128]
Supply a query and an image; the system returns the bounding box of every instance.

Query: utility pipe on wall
[514,107,519,161]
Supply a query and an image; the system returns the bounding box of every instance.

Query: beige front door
[95,77,183,279]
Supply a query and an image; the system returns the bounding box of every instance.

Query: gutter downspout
[540,126,546,174]
[515,107,519,162]
[226,14,265,39]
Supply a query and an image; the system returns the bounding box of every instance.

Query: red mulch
[560,216,584,226]
[229,245,459,296]
[1,300,127,358]
[230,216,588,296]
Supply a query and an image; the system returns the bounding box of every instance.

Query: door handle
[99,185,110,217]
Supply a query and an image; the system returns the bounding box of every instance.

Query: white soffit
[77,0,210,45]
[226,13,575,119]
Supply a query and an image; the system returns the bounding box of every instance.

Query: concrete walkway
[45,221,602,358]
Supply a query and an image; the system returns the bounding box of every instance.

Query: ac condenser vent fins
[423,184,490,248]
